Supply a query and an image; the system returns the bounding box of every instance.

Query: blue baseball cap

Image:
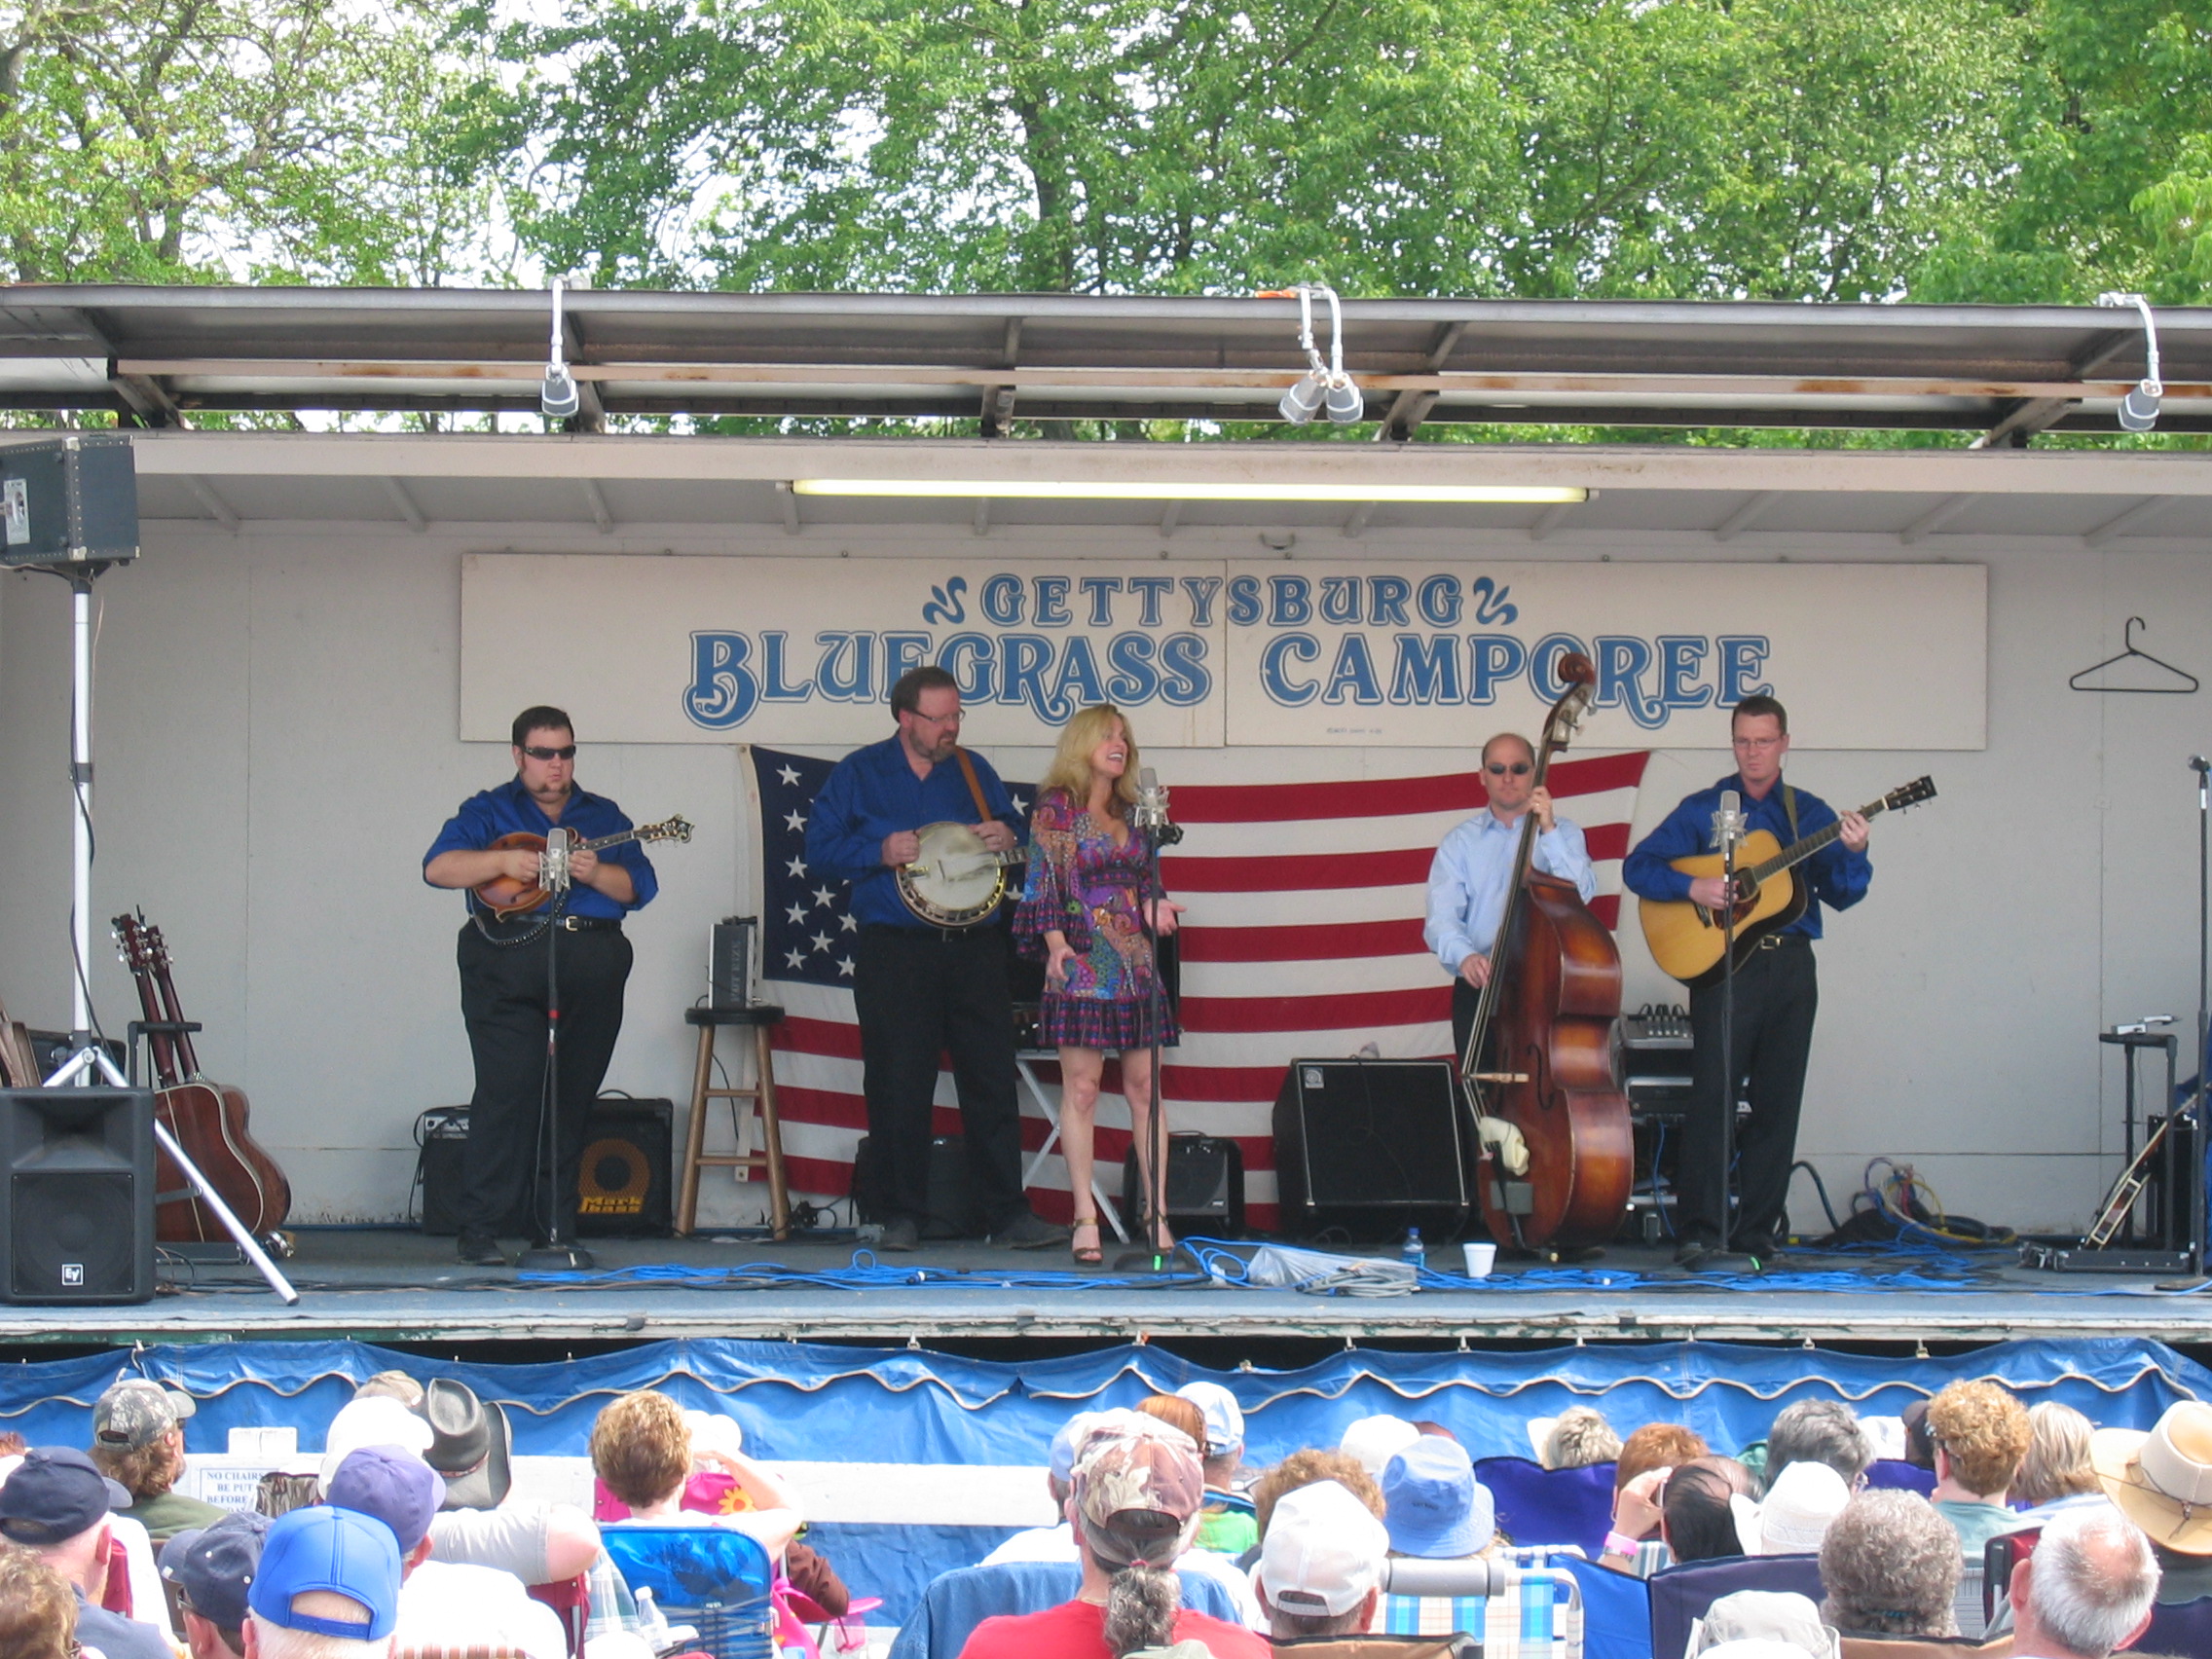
[1381,1436,1494,1559]
[248,1505,401,1641]
[326,1445,442,1554]
[0,1447,130,1545]
[161,1510,270,1632]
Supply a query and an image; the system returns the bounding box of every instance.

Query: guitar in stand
[1639,776,1937,985]
[471,815,693,917]
[113,911,294,1249]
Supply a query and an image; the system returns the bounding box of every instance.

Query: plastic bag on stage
[1248,1244,1416,1291]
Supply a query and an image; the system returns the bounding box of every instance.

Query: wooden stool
[678,1005,790,1238]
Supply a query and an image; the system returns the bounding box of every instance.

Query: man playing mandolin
[806,665,1066,1254]
[1623,693,1870,1271]
[424,705,659,1267]
[1425,732,1599,1062]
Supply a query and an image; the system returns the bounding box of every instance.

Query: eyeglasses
[1486,762,1532,777]
[520,744,577,760]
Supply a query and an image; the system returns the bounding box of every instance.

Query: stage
[10,1225,2212,1353]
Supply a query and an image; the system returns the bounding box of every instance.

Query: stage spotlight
[541,276,580,420]
[2097,291,2162,433]
[1260,283,1362,424]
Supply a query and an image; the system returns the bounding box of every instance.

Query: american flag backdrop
[752,746,1650,1231]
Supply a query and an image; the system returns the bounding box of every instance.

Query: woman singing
[1015,704,1185,1264]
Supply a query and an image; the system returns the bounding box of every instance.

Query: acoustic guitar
[472,815,693,917]
[113,911,294,1242]
[0,997,38,1088]
[1638,775,1936,986]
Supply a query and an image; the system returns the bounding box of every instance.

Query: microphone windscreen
[1719,789,1740,818]
[1139,766,1159,793]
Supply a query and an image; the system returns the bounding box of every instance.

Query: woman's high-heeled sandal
[1071,1216,1104,1266]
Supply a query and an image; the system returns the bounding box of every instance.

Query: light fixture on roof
[1260,283,1363,424]
[2096,292,2163,432]
[788,479,1586,503]
[541,276,580,420]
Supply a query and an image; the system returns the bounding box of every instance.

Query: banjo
[896,823,1028,927]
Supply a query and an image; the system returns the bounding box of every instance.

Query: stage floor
[7,1227,2212,1349]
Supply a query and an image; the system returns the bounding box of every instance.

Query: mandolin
[113,911,293,1242]
[1638,775,1936,986]
[472,815,693,917]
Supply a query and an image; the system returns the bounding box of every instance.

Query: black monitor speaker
[0,1088,156,1304]
[1272,1060,1470,1240]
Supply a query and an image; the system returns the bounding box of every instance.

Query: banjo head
[897,821,1013,927]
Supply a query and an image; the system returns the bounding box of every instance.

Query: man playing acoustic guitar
[1623,694,1870,1271]
[424,705,658,1266]
[807,665,1064,1254]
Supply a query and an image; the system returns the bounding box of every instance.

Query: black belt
[1756,932,1809,950]
[476,913,622,936]
[863,922,988,943]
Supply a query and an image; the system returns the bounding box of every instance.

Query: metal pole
[2195,756,2209,1273]
[70,578,93,1042]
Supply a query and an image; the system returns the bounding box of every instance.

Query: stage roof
[1,284,2209,440]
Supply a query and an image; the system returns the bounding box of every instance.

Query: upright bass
[1458,654,1634,1254]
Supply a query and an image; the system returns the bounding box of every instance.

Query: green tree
[0,0,494,285]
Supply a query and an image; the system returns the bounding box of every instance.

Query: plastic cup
[1461,1241,1496,1277]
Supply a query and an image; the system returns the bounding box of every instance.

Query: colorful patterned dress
[1014,786,1179,1051]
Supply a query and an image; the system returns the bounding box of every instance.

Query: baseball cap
[1732,1460,1850,1556]
[318,1395,435,1493]
[1173,1382,1245,1460]
[1258,1479,1388,1617]
[1381,1437,1494,1559]
[92,1378,197,1452]
[1340,1414,1421,1480]
[0,1446,131,1545]
[1049,1409,1150,1487]
[1072,1423,1204,1568]
[248,1505,402,1641]
[161,1510,271,1632]
[326,1445,443,1554]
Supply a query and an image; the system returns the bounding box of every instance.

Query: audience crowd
[0,1364,2200,1659]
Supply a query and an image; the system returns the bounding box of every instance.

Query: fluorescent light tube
[790,480,1587,503]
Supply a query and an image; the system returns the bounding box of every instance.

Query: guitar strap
[952,748,996,823]
[1783,783,1799,842]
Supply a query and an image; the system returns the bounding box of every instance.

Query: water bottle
[1400,1226,1425,1273]
[635,1585,669,1650]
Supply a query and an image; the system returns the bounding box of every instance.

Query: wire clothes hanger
[2070,616,2200,694]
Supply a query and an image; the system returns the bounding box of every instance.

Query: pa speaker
[416,1097,674,1236]
[0,1088,155,1304]
[1272,1060,1470,1240]
[0,434,137,568]
[1124,1133,1245,1237]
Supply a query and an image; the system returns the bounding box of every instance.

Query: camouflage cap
[1071,1420,1204,1568]
[92,1378,196,1452]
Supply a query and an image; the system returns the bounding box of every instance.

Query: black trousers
[1681,936,1819,1248]
[853,924,1028,1229]
[456,920,634,1238]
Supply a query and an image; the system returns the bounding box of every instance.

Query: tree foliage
[0,0,493,284]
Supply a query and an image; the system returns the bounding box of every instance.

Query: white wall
[1,516,2205,1233]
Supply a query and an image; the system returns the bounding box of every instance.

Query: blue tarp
[2,1335,2200,1465]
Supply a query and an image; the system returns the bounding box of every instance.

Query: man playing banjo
[807,665,1067,1253]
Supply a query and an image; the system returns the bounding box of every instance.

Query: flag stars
[812,885,837,909]
[839,913,858,932]
[810,931,832,954]
[784,947,807,970]
[784,808,806,832]
[837,956,855,977]
[1011,793,1028,814]
[777,765,801,787]
[785,903,807,926]
[786,856,807,878]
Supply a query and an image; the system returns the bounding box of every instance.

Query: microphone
[541,826,573,894]
[1711,789,1745,852]
[1134,767,1185,846]
[2191,756,2210,774]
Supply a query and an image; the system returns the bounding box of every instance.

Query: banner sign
[461,554,1985,750]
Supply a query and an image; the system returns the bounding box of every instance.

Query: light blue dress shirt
[1424,809,1597,973]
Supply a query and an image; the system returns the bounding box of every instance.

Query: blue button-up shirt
[1424,809,1597,972]
[805,736,1024,929]
[423,777,660,921]
[1621,772,1870,940]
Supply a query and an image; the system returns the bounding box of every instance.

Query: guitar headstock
[112,911,151,971]
[1883,776,1937,812]
[640,815,694,845]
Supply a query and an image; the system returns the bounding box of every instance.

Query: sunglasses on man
[520,744,577,760]
[1486,761,1532,777]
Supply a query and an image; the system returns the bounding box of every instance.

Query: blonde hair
[590,1390,692,1509]
[2014,1399,2098,1507]
[1925,1381,2031,1498]
[0,1545,76,1659]
[1039,705,1141,811]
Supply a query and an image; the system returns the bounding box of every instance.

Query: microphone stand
[2191,757,2209,1279]
[1714,794,1745,1262]
[519,827,595,1272]
[1116,785,1186,1273]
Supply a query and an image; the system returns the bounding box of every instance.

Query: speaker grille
[12,1170,138,1299]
